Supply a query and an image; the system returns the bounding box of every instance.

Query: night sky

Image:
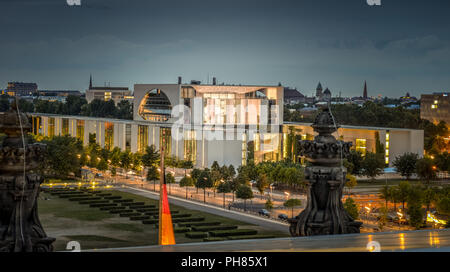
[1,0,449,97]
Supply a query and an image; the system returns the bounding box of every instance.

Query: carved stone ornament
[0,101,55,252]
[289,105,362,236]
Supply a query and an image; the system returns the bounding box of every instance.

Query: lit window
[431,105,437,109]
[434,100,438,104]
[355,139,366,155]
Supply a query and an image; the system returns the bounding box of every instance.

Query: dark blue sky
[1,0,449,97]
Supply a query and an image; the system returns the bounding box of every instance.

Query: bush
[209,229,257,237]
[69,197,101,201]
[192,225,238,232]
[113,199,133,203]
[104,196,122,200]
[185,232,208,239]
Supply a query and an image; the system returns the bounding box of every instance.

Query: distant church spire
[89,74,93,89]
[363,81,368,99]
[316,82,323,98]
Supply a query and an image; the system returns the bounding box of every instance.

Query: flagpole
[158,145,164,245]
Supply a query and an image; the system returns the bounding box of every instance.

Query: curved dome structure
[138,89,172,122]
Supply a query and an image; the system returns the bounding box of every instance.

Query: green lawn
[38,189,287,251]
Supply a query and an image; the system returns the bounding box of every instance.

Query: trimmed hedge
[119,212,141,217]
[121,202,145,206]
[192,225,238,232]
[89,203,117,208]
[227,235,275,240]
[185,232,208,239]
[104,196,122,200]
[130,216,151,221]
[79,200,110,205]
[109,208,129,214]
[142,219,158,225]
[113,199,133,203]
[174,227,191,233]
[203,237,226,242]
[100,206,122,211]
[209,229,257,237]
[172,217,205,223]
[95,193,112,196]
[178,222,221,227]
[59,194,86,198]
[69,197,101,201]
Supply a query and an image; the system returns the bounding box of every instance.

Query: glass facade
[184,130,197,164]
[48,118,55,137]
[105,122,114,151]
[32,116,42,135]
[355,138,367,155]
[62,118,69,136]
[76,120,84,143]
[160,127,171,156]
[138,125,148,153]
[138,89,172,122]
[125,124,131,151]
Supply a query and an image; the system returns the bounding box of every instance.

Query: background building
[420,92,450,125]
[5,82,38,96]
[85,75,132,104]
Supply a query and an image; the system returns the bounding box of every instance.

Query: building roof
[323,88,331,95]
[284,121,424,132]
[316,82,323,91]
[284,87,304,98]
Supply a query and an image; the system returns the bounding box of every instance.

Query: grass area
[39,189,287,251]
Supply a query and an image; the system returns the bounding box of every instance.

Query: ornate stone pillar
[289,106,362,236]
[0,103,55,252]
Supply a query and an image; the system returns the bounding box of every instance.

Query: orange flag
[158,150,176,245]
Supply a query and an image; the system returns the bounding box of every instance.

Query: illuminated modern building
[420,92,450,125]
[30,80,424,168]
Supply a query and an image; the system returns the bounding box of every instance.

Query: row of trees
[0,94,133,120]
[393,152,449,181]
[379,181,450,228]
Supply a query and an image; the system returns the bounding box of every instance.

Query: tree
[422,187,436,213]
[40,135,83,179]
[343,198,359,220]
[397,181,411,210]
[236,185,254,211]
[436,197,450,216]
[434,152,450,172]
[217,181,232,208]
[146,165,159,191]
[345,174,357,194]
[416,157,437,184]
[179,176,195,199]
[120,150,132,176]
[165,172,175,194]
[362,152,384,181]
[97,158,108,171]
[255,173,269,199]
[379,185,391,207]
[407,186,425,229]
[347,150,364,175]
[142,145,159,167]
[195,169,213,203]
[284,198,302,218]
[115,100,133,120]
[377,206,388,231]
[265,198,274,210]
[393,153,418,180]
[389,186,401,211]
[191,168,202,193]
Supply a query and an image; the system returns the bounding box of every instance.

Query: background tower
[363,81,368,99]
[316,82,323,100]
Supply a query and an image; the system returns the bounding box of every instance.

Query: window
[62,119,69,136]
[125,124,131,151]
[48,118,55,137]
[138,125,148,153]
[160,127,171,156]
[105,122,114,151]
[184,130,197,164]
[76,120,84,142]
[138,89,172,122]
[355,138,366,155]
